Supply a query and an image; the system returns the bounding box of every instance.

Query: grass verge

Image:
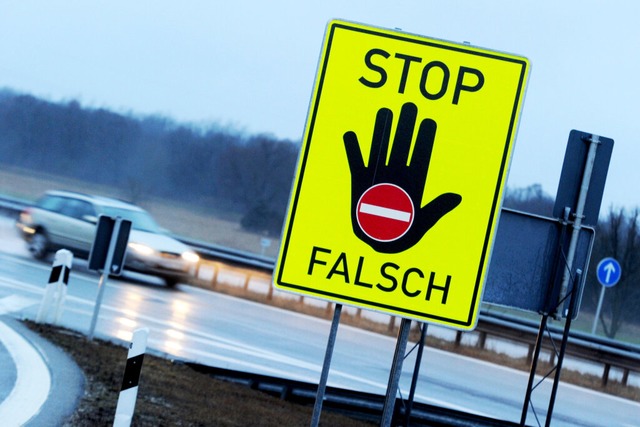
[26,321,373,427]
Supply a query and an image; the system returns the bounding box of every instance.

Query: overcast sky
[1,1,638,211]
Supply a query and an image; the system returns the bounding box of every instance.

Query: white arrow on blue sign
[596,257,621,287]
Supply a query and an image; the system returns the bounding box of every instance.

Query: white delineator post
[36,249,73,324]
[114,327,149,427]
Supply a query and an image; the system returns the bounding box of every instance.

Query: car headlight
[181,251,200,263]
[128,242,155,256]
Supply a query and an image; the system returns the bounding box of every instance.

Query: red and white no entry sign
[357,183,414,242]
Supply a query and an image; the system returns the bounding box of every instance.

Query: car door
[33,195,73,248]
[55,198,98,256]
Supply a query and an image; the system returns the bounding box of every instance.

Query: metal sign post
[404,323,428,427]
[310,304,342,427]
[88,216,131,340]
[544,270,582,427]
[381,318,412,427]
[550,130,614,316]
[555,135,599,318]
[520,131,614,426]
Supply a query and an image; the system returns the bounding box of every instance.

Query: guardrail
[2,195,639,389]
[0,194,29,216]
[472,312,640,387]
[186,363,521,427]
[179,236,276,271]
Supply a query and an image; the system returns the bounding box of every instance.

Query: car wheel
[163,277,179,288]
[28,230,50,260]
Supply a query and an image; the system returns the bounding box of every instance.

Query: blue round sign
[596,257,621,287]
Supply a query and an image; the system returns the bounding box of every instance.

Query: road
[0,216,638,426]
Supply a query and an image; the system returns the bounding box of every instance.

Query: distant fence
[2,195,639,389]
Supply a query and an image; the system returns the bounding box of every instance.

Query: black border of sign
[276,21,529,328]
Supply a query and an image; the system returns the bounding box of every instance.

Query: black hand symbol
[343,102,462,253]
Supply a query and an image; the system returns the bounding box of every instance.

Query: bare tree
[0,91,302,233]
[503,184,554,216]
[216,135,298,235]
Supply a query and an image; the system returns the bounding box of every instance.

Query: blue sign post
[592,257,622,334]
[596,257,621,287]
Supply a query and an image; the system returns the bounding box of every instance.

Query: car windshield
[99,207,162,233]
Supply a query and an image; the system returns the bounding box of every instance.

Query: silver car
[16,190,199,287]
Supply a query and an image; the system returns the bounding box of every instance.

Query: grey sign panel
[110,219,132,275]
[88,215,115,272]
[483,208,594,316]
[88,215,132,275]
[553,130,614,226]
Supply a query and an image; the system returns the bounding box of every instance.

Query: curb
[0,317,84,426]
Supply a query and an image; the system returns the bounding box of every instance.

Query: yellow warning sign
[275,20,529,330]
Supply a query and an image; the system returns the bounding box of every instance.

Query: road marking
[0,295,38,315]
[1,256,637,424]
[0,321,51,424]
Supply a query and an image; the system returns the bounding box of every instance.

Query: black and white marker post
[36,249,73,325]
[113,327,149,427]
